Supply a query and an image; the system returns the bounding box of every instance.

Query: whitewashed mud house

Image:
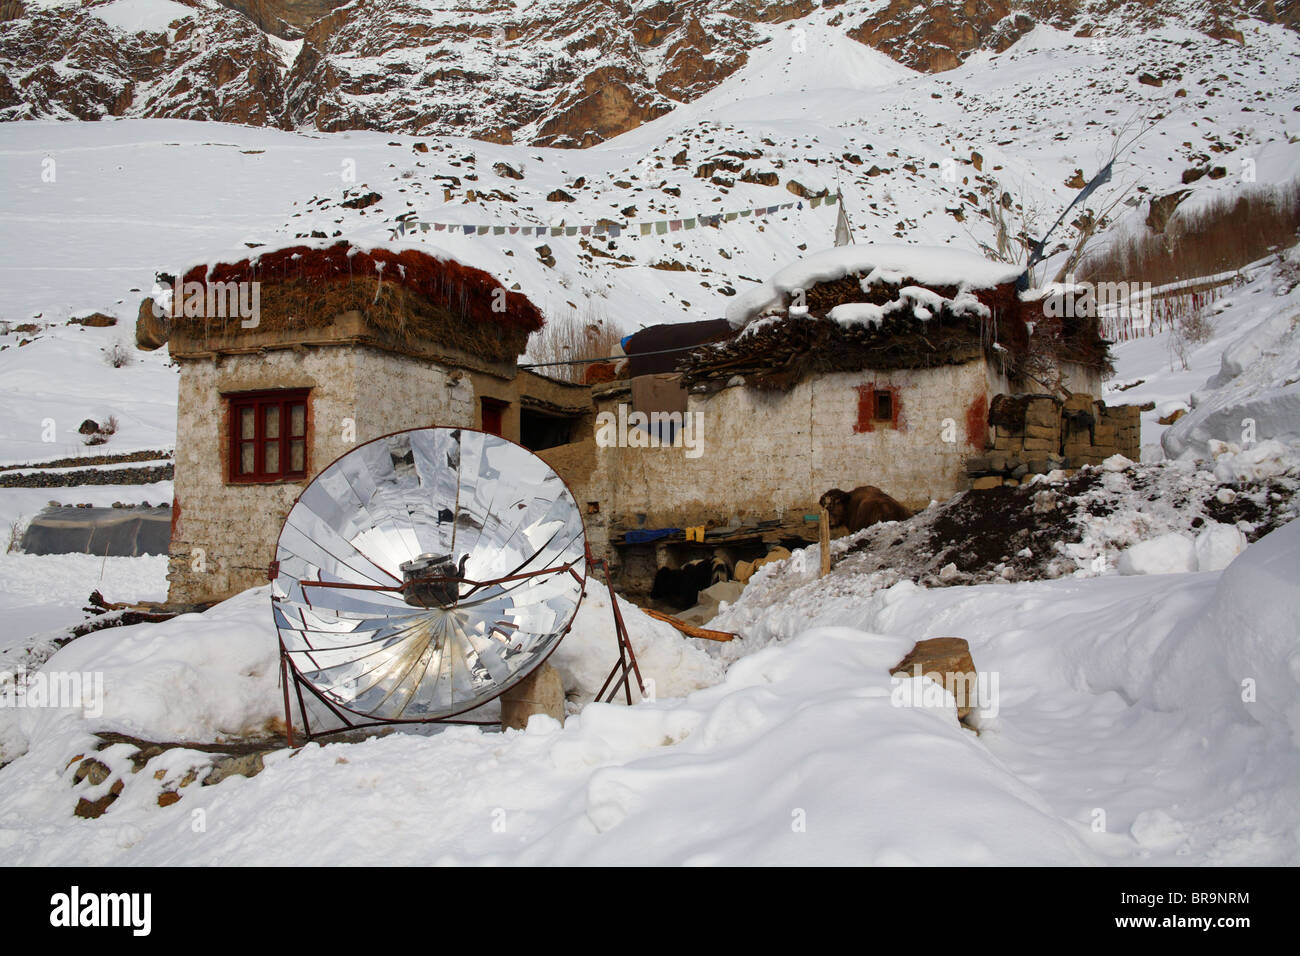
[159,242,1136,606]
[535,245,1133,595]
[161,242,589,604]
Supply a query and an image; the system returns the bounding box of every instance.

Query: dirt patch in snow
[835,457,1299,588]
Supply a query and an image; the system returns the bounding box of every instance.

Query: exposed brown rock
[70,312,116,328]
[1146,188,1190,233]
[846,0,1029,73]
[890,636,979,721]
[136,298,169,351]
[75,780,123,819]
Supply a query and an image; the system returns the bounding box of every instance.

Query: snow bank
[11,587,282,753]
[550,583,725,704]
[1191,519,1300,746]
[713,521,1300,863]
[1162,289,1300,461]
[725,244,1024,328]
[0,620,1094,865]
[2,577,725,760]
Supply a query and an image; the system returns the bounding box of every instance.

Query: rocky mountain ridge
[1,0,1295,145]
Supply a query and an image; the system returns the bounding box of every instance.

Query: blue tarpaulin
[623,528,682,544]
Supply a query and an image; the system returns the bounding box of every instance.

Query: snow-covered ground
[0,511,1295,865]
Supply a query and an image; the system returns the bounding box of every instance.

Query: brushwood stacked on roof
[173,242,543,364]
[685,245,1110,391]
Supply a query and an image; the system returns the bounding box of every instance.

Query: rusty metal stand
[278,553,645,745]
[589,553,646,705]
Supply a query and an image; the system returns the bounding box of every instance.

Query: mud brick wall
[966,393,1141,489]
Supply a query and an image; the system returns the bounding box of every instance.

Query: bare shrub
[1177,304,1215,346]
[6,515,24,554]
[1165,304,1216,372]
[104,341,133,368]
[1081,177,1300,287]
[528,306,623,384]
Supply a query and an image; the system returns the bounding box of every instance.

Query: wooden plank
[639,607,736,642]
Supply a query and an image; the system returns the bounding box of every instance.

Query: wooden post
[819,508,831,577]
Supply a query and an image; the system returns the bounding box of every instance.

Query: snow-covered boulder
[1117,532,1197,575]
[1193,522,1249,572]
[1117,523,1249,575]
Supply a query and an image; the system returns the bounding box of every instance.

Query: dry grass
[6,514,24,554]
[103,341,133,368]
[527,305,622,383]
[1080,178,1300,287]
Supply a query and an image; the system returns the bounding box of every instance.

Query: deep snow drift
[1,504,1296,864]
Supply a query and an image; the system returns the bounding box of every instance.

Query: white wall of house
[168,346,473,604]
[567,360,999,559]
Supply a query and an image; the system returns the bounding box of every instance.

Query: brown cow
[819,486,911,534]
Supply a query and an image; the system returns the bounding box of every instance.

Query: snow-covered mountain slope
[0,0,294,126]
[1159,255,1300,461]
[3,11,1298,327]
[3,0,1298,141]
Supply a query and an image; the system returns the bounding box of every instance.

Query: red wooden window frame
[227,388,310,483]
[854,383,902,433]
[873,389,893,422]
[481,397,508,437]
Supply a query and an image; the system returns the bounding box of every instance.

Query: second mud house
[536,245,1127,594]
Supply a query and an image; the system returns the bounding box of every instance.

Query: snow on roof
[725,244,1025,328]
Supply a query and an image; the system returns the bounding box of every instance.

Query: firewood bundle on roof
[682,274,1027,391]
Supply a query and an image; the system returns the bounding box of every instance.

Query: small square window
[227,389,309,483]
[874,389,893,421]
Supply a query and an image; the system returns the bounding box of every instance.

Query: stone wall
[545,360,1009,565]
[965,393,1141,489]
[169,340,593,604]
[168,345,487,604]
